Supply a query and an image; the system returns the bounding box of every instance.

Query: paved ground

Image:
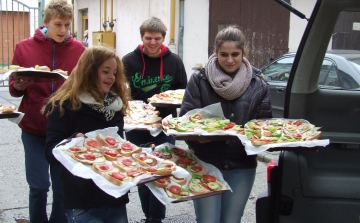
[0,87,280,223]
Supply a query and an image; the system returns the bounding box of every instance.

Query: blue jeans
[22,130,66,223]
[193,168,256,223]
[64,205,128,223]
[125,131,174,223]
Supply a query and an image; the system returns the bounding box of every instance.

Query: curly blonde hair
[43,45,130,116]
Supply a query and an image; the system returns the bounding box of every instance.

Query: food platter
[149,102,181,108]
[171,189,229,203]
[0,111,22,119]
[173,134,239,141]
[10,70,67,82]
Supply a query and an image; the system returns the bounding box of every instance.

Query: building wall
[289,0,317,52]
[182,0,209,78]
[74,0,171,58]
[72,0,318,79]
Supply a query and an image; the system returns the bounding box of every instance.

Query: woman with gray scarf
[180,26,272,223]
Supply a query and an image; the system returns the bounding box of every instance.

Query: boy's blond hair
[44,0,73,22]
[140,16,167,37]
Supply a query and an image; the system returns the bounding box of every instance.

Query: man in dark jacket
[122,16,187,223]
[9,0,85,222]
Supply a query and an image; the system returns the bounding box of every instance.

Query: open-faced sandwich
[71,151,105,165]
[188,178,211,195]
[200,175,227,191]
[83,137,103,152]
[126,169,144,179]
[165,185,190,199]
[103,149,123,161]
[103,170,133,186]
[151,177,170,189]
[132,152,158,167]
[187,164,207,176]
[169,176,187,185]
[63,146,87,156]
[96,133,120,148]
[112,157,138,172]
[139,160,176,176]
[91,162,114,175]
[0,105,16,113]
[117,141,142,157]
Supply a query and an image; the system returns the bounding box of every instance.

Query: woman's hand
[76,133,84,137]
[13,77,33,91]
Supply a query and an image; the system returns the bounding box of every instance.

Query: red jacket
[9,27,85,136]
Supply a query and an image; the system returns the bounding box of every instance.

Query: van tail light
[267,159,278,182]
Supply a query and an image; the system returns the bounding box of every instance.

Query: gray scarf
[79,92,123,121]
[205,53,253,100]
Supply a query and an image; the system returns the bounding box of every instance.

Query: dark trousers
[125,131,175,223]
[22,130,67,223]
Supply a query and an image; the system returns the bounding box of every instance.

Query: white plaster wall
[182,0,209,79]
[74,0,170,58]
[289,0,317,52]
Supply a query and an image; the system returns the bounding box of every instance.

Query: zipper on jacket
[52,43,55,94]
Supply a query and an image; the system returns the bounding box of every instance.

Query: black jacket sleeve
[45,105,72,165]
[179,71,202,116]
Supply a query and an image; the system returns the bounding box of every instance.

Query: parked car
[261,50,360,117]
[256,0,360,223]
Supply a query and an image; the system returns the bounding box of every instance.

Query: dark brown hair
[214,25,248,57]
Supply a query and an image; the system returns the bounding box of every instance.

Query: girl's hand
[76,133,84,137]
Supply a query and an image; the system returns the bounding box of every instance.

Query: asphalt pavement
[0,87,279,223]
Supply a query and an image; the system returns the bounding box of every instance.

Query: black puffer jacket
[179,68,272,170]
[45,100,129,209]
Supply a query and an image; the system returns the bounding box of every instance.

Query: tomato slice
[121,143,134,151]
[179,157,192,164]
[151,152,162,158]
[127,170,140,177]
[112,172,126,180]
[199,182,209,190]
[169,185,181,194]
[203,175,216,183]
[148,167,157,172]
[157,178,168,183]
[191,166,202,172]
[87,140,102,148]
[105,137,117,146]
[84,153,96,160]
[156,95,164,99]
[160,93,169,97]
[70,147,81,152]
[106,150,118,156]
[122,158,133,166]
[99,164,110,170]
[224,123,236,129]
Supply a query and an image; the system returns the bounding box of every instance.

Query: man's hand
[13,77,33,91]
[76,133,85,137]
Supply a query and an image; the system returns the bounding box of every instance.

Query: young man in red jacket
[122,17,187,223]
[9,0,85,222]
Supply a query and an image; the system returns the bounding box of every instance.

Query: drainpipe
[178,0,185,59]
[71,0,76,37]
[168,0,177,54]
